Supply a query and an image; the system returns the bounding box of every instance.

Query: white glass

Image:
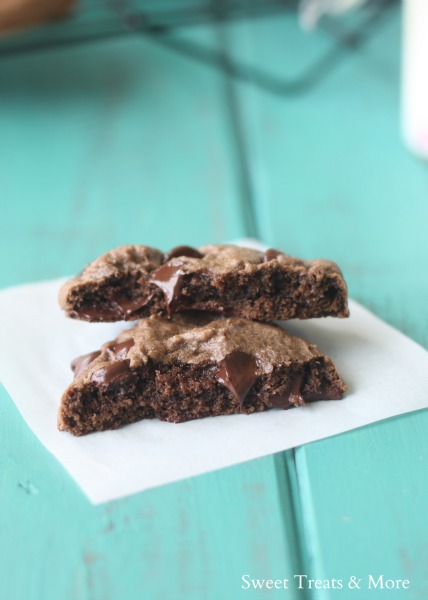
[402,0,428,158]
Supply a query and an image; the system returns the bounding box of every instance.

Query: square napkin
[1,241,428,504]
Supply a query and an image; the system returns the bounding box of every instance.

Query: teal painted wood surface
[1,3,428,599]
[0,18,305,600]
[0,31,245,287]
[224,4,428,598]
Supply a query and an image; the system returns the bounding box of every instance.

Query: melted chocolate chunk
[71,351,101,379]
[106,338,135,359]
[91,360,131,385]
[268,373,306,409]
[73,306,122,322]
[75,299,148,322]
[289,374,305,407]
[114,297,149,319]
[264,248,283,262]
[217,350,258,410]
[163,245,203,262]
[267,392,293,410]
[150,264,184,316]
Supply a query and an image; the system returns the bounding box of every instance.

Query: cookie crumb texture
[59,315,347,436]
[59,244,349,323]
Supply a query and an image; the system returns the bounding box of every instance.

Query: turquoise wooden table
[1,2,428,599]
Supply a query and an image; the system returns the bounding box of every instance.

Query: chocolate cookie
[59,244,349,322]
[58,314,347,436]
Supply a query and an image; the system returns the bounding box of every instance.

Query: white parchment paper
[1,242,428,504]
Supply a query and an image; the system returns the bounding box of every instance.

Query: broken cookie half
[59,314,347,436]
[59,244,349,323]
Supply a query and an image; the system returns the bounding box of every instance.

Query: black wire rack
[0,0,399,95]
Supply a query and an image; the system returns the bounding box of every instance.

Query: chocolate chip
[77,306,122,322]
[150,264,184,316]
[91,360,131,385]
[106,338,135,359]
[289,373,305,406]
[267,393,293,410]
[217,350,258,410]
[268,373,305,408]
[264,248,283,262]
[71,351,101,379]
[163,245,203,262]
[114,297,148,319]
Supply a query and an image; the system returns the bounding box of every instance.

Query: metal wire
[0,0,399,95]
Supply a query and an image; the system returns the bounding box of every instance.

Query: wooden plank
[0,25,308,600]
[225,4,428,597]
[296,412,428,597]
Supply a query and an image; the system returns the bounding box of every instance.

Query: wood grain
[225,5,428,597]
